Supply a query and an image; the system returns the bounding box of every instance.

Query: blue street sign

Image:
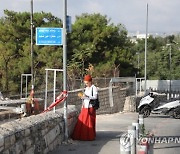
[36,27,63,45]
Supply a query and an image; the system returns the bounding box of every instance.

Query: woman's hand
[78,92,89,99]
[78,92,84,99]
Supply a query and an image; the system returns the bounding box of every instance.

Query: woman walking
[72,74,98,141]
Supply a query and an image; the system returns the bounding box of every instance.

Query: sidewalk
[51,112,139,154]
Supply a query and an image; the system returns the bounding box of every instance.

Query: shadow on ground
[50,131,123,154]
[148,114,172,119]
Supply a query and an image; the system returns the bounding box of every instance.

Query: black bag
[90,99,99,110]
[89,87,99,110]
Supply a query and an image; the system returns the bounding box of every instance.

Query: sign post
[63,0,68,141]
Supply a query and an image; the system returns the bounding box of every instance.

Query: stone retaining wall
[0,105,78,154]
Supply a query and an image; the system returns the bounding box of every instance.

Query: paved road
[50,112,180,154]
[144,114,180,154]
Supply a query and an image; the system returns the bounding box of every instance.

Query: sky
[0,0,180,33]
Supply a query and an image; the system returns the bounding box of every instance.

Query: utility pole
[166,44,172,99]
[169,45,172,98]
[63,0,68,141]
[30,0,34,90]
[144,3,148,91]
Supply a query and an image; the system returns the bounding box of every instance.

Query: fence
[3,76,133,99]
[138,80,180,92]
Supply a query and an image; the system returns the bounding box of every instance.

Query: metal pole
[135,78,137,97]
[109,80,114,107]
[136,52,140,75]
[169,45,172,99]
[137,54,140,71]
[138,114,144,137]
[44,70,48,110]
[20,75,23,98]
[26,75,28,98]
[63,0,68,140]
[144,3,148,91]
[132,120,139,140]
[30,0,34,89]
[128,126,136,154]
[140,79,142,93]
[53,70,57,113]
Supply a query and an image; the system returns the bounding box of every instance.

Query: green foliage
[68,13,134,78]
[0,10,62,93]
[131,35,180,80]
[0,10,179,95]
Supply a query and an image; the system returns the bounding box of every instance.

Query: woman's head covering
[84,74,92,82]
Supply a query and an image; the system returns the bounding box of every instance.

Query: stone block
[15,142,24,154]
[44,125,60,146]
[34,142,41,154]
[24,128,31,137]
[0,146,4,153]
[4,136,11,149]
[24,137,33,150]
[25,146,34,154]
[9,135,16,146]
[48,142,54,152]
[41,128,48,136]
[43,147,49,154]
[2,149,9,154]
[0,134,4,148]
[15,131,24,141]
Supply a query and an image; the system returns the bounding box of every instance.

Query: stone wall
[67,86,127,115]
[0,105,78,154]
[98,87,126,114]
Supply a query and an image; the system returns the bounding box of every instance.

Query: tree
[0,10,63,93]
[130,34,180,80]
[0,10,179,94]
[68,13,134,78]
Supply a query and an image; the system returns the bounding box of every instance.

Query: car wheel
[168,109,175,117]
[173,110,180,119]
[140,107,151,118]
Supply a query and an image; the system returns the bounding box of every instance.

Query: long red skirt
[71,107,96,141]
